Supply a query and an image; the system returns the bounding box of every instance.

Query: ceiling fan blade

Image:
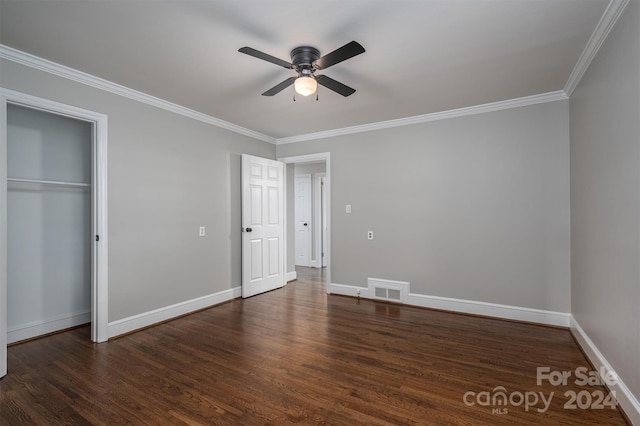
[239,47,293,69]
[316,75,356,97]
[262,76,297,96]
[313,41,365,70]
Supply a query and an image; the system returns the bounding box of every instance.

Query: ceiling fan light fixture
[240,41,364,97]
[294,76,317,96]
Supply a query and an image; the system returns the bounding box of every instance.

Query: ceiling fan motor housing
[291,46,320,69]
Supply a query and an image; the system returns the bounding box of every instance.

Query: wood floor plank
[1,267,630,425]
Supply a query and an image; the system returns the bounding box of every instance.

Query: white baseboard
[328,282,570,327]
[405,292,570,327]
[329,283,365,298]
[108,287,241,339]
[570,316,640,424]
[8,310,90,344]
[286,271,297,282]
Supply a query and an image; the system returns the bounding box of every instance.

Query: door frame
[315,173,327,268]
[0,88,109,376]
[279,153,331,292]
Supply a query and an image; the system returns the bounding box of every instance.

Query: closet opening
[1,90,108,378]
[7,103,93,344]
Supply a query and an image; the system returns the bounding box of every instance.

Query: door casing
[317,174,327,268]
[0,88,109,378]
[279,153,331,291]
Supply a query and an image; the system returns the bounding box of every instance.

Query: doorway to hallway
[279,153,331,291]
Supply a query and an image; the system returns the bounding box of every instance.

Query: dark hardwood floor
[1,267,629,425]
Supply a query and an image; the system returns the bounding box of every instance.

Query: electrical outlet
[367,231,373,240]
[346,204,352,214]
[199,226,206,237]
[356,289,361,296]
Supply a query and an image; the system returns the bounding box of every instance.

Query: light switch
[199,226,206,237]
[346,204,352,214]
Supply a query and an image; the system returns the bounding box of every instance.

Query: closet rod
[7,177,90,188]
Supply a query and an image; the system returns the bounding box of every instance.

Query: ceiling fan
[238,41,365,98]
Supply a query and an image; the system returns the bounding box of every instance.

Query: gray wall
[570,0,640,400]
[277,100,571,312]
[1,59,276,322]
[295,162,326,175]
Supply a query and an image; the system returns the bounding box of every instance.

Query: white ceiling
[0,0,610,140]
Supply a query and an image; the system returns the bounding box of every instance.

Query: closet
[7,104,92,343]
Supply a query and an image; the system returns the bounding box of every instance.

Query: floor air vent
[369,278,409,303]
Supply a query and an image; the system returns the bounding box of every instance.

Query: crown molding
[276,90,568,145]
[0,44,276,144]
[564,0,631,96]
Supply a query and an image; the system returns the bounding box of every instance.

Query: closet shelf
[7,177,90,188]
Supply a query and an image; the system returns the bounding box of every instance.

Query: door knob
[243,227,253,232]
[303,223,308,227]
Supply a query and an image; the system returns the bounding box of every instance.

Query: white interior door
[241,154,285,298]
[294,175,311,266]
